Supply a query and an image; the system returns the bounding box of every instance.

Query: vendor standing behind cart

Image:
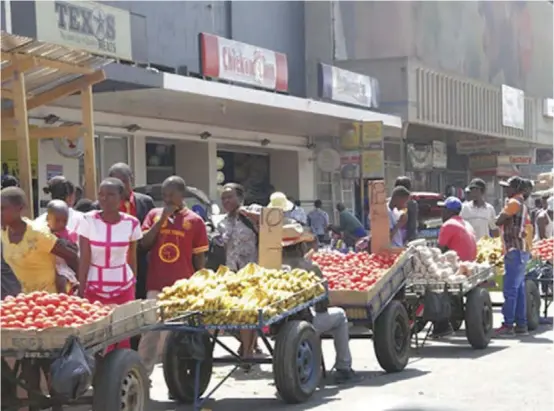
[495,177,529,337]
[138,176,209,377]
[77,178,143,349]
[461,178,499,240]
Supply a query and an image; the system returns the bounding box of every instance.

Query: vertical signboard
[368,180,389,253]
[361,121,384,179]
[258,207,284,269]
[501,85,524,130]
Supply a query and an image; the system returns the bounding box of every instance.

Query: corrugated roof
[1,31,112,98]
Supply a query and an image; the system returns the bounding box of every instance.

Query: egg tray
[405,266,494,296]
[159,280,329,331]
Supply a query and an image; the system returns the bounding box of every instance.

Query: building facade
[1,1,552,218]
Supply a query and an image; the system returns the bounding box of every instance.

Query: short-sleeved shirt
[142,208,209,291]
[1,218,58,292]
[501,196,526,252]
[388,206,404,247]
[339,210,365,238]
[438,216,477,262]
[307,208,329,236]
[460,201,497,240]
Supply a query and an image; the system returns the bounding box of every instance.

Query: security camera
[200,131,212,140]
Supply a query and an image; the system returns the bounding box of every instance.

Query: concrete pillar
[133,135,147,187]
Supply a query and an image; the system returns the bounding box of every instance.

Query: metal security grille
[413,66,535,141]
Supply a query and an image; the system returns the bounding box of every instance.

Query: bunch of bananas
[158,263,325,325]
[476,237,504,271]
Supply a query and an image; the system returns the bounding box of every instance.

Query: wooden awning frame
[1,51,107,217]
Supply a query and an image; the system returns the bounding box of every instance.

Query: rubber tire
[273,320,321,404]
[373,300,410,373]
[162,331,213,404]
[92,349,148,411]
[526,279,541,331]
[464,288,493,349]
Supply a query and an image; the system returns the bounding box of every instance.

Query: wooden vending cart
[1,31,111,215]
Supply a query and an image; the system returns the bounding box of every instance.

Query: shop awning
[40,65,403,144]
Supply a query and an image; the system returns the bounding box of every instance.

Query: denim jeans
[502,249,527,327]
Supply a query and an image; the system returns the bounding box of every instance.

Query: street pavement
[146,296,554,411]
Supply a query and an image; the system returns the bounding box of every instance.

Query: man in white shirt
[460,178,499,240]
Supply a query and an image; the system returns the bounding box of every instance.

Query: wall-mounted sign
[536,148,553,165]
[432,141,447,168]
[497,155,532,166]
[339,151,360,179]
[543,98,554,118]
[456,138,508,155]
[468,155,497,170]
[318,63,379,109]
[501,84,524,130]
[199,33,288,92]
[361,150,384,179]
[35,0,132,60]
[316,148,341,172]
[407,144,433,170]
[339,121,383,150]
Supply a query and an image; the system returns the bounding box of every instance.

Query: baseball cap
[499,176,525,190]
[466,178,486,191]
[437,196,463,212]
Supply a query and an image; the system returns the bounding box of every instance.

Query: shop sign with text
[318,63,379,109]
[456,138,508,155]
[497,155,532,166]
[199,33,288,92]
[35,0,132,60]
[468,155,497,170]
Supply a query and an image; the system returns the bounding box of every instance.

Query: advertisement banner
[468,155,498,170]
[497,155,532,166]
[199,33,288,92]
[339,151,360,179]
[407,144,433,170]
[535,148,554,165]
[35,0,132,60]
[432,141,447,168]
[361,150,384,179]
[318,63,379,109]
[501,84,525,130]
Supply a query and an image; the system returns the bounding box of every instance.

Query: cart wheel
[162,331,213,404]
[464,288,493,349]
[526,279,541,331]
[273,320,321,404]
[373,300,410,373]
[92,349,148,411]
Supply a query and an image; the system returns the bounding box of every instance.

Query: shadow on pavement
[324,368,430,389]
[411,343,507,359]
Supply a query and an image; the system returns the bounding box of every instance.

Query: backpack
[205,214,259,271]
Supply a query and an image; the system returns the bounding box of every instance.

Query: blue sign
[318,63,379,109]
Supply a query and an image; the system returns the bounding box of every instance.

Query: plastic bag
[50,336,95,400]
[422,288,452,322]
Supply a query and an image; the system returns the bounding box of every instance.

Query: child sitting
[46,200,79,293]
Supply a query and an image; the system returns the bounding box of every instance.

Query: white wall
[37,140,79,211]
[174,140,213,197]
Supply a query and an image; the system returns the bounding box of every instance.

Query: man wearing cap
[461,178,499,240]
[437,197,478,262]
[495,176,529,336]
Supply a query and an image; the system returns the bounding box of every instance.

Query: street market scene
[0,1,553,411]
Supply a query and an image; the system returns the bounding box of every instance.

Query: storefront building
[305,1,554,197]
[2,0,402,217]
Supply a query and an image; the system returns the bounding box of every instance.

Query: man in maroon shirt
[138,176,209,377]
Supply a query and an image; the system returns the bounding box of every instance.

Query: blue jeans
[502,249,527,327]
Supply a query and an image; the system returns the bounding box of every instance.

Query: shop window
[146,143,175,184]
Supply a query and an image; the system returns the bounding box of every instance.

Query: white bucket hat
[268,192,294,212]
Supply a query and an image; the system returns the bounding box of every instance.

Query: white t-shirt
[35,208,84,233]
[460,201,497,240]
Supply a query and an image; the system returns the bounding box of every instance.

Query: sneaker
[515,325,529,335]
[494,325,515,338]
[334,369,363,384]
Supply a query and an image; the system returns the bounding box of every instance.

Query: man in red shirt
[138,176,209,376]
[433,197,477,338]
[438,197,477,262]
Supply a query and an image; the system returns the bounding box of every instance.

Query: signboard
[432,141,447,168]
[536,148,553,165]
[35,0,133,60]
[316,148,341,172]
[340,151,360,179]
[497,155,532,166]
[368,180,389,253]
[258,207,284,269]
[361,150,384,179]
[407,144,433,170]
[46,164,64,181]
[468,155,497,170]
[543,98,554,118]
[318,63,379,109]
[199,33,288,92]
[501,84,524,130]
[456,138,508,154]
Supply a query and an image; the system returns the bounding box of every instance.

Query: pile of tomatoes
[312,250,399,291]
[532,238,554,263]
[1,292,113,330]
